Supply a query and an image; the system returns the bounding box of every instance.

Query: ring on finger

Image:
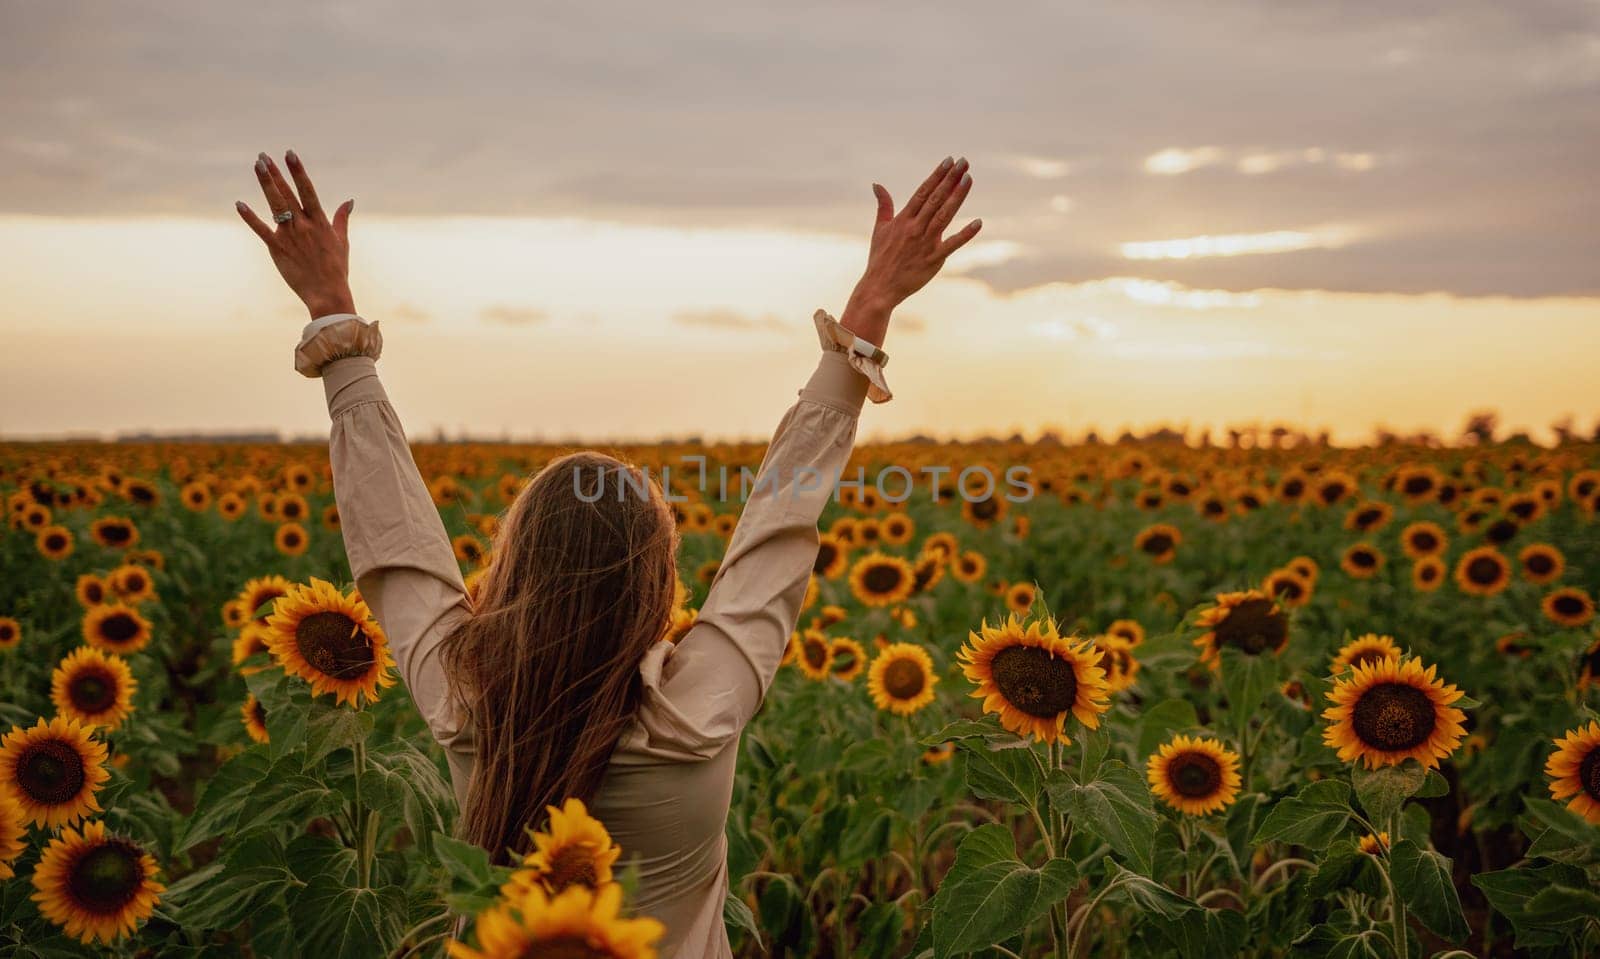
[273,210,294,224]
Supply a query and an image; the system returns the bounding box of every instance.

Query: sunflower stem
[1381,807,1408,959]
[353,738,372,889]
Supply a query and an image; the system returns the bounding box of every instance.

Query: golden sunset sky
[2,2,1597,444]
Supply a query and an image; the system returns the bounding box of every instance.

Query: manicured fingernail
[254,159,265,175]
[348,198,355,211]
[957,156,968,168]
[235,200,246,212]
[286,149,299,164]
[972,218,982,228]
[258,151,270,164]
[960,173,971,188]
[939,156,953,170]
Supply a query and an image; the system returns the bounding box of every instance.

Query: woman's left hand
[236,151,358,319]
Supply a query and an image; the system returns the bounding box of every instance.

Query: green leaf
[1220,647,1277,737]
[1252,780,1352,850]
[921,718,1002,747]
[305,706,373,767]
[435,834,492,888]
[723,892,763,949]
[927,824,1077,958]
[290,878,406,959]
[1290,924,1387,958]
[179,748,272,851]
[1523,884,1600,922]
[1137,698,1199,758]
[1351,761,1427,826]
[1047,761,1158,875]
[1414,769,1449,799]
[962,744,1041,806]
[1474,863,1591,948]
[1101,859,1194,920]
[1388,840,1468,944]
[854,901,905,959]
[1522,797,1600,859]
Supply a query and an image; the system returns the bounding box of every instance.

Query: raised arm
[238,152,475,793]
[634,156,981,758]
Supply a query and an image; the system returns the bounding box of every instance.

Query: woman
[236,150,979,957]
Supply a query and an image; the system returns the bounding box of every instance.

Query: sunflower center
[1553,594,1587,616]
[1349,549,1376,569]
[862,565,903,594]
[521,938,606,959]
[1167,752,1222,798]
[803,639,828,668]
[1526,553,1554,575]
[970,498,999,521]
[1214,599,1287,656]
[1141,533,1174,555]
[883,658,927,699]
[544,845,600,891]
[1411,531,1438,552]
[69,669,117,713]
[293,612,375,680]
[67,841,142,915]
[100,613,140,645]
[1352,682,1436,752]
[100,525,131,545]
[18,740,87,804]
[1580,747,1600,802]
[1351,649,1388,669]
[1466,556,1502,585]
[989,646,1079,718]
[813,543,838,574]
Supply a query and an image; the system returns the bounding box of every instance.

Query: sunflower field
[2,438,1600,958]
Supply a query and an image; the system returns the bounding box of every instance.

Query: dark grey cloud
[1,0,1595,296]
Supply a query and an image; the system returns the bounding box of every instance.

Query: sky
[1,1,1597,444]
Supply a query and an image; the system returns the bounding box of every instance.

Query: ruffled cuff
[295,314,384,378]
[812,309,891,404]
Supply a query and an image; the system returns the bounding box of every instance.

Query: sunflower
[962,494,1009,529]
[1399,521,1447,560]
[1344,501,1393,534]
[89,517,138,550]
[0,792,23,880]
[76,574,108,608]
[448,882,663,959]
[959,614,1110,744]
[1147,735,1242,816]
[1106,619,1144,647]
[0,716,110,828]
[322,504,342,531]
[231,625,271,674]
[951,550,987,584]
[1358,832,1390,855]
[1263,568,1312,608]
[30,819,164,945]
[51,648,136,731]
[867,642,938,715]
[922,742,956,765]
[238,575,293,625]
[911,554,945,595]
[828,637,867,682]
[848,553,914,607]
[262,579,396,707]
[664,607,697,645]
[0,617,21,650]
[216,492,246,520]
[453,534,487,567]
[1331,633,1402,674]
[82,604,152,655]
[1288,555,1320,585]
[795,629,833,680]
[921,532,959,562]
[1322,657,1467,770]
[241,695,270,744]
[1581,636,1600,692]
[1134,524,1181,564]
[37,524,74,560]
[1095,633,1140,693]
[109,564,155,604]
[810,533,849,580]
[1340,542,1384,579]
[815,605,848,629]
[1543,587,1595,628]
[854,518,882,548]
[1545,721,1600,824]
[274,522,309,557]
[1193,591,1289,670]
[881,513,915,546]
[503,799,622,896]
[1454,546,1511,597]
[1005,582,1038,615]
[1411,557,1446,592]
[1513,544,1564,587]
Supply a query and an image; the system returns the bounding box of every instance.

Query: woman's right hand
[840,156,981,347]
[236,151,359,320]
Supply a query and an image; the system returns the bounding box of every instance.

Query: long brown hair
[441,451,677,864]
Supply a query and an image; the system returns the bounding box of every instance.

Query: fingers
[254,153,295,219]
[332,199,354,240]
[935,218,984,261]
[284,150,325,220]
[928,167,973,234]
[900,156,954,219]
[872,183,894,225]
[916,156,968,230]
[235,201,275,245]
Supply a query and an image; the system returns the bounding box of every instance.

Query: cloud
[390,303,432,324]
[670,308,785,332]
[1144,147,1228,175]
[479,305,547,326]
[1119,229,1348,261]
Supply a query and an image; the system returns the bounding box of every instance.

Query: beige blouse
[306,314,879,958]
